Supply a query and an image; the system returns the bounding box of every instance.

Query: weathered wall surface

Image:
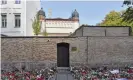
[73,27,130,37]
[87,37,133,66]
[83,27,105,36]
[106,27,129,36]
[74,27,83,36]
[1,36,133,70]
[1,37,87,70]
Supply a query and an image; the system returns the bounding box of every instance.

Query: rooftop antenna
[48,8,52,18]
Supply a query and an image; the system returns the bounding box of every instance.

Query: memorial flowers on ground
[1,66,133,80]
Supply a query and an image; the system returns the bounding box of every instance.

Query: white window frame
[1,14,7,28]
[14,14,21,28]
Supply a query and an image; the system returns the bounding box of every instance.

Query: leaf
[32,14,41,36]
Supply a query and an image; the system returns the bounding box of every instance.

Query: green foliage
[122,7,133,23]
[122,0,133,35]
[32,14,41,36]
[123,0,133,6]
[42,30,48,36]
[99,11,122,26]
[98,10,133,35]
[122,0,133,23]
[99,11,121,26]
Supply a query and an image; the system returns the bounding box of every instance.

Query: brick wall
[87,37,133,67]
[1,36,133,70]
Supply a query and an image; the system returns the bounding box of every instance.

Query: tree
[123,0,133,6]
[98,11,128,26]
[32,13,41,36]
[99,11,122,26]
[122,0,133,35]
[98,0,133,26]
[122,0,133,23]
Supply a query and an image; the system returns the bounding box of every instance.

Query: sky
[41,1,127,25]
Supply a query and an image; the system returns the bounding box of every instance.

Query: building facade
[0,0,41,36]
[37,8,80,36]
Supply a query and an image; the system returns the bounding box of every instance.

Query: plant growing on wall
[32,14,41,36]
[42,30,48,36]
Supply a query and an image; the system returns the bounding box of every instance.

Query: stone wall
[83,27,105,36]
[106,27,129,36]
[1,37,87,70]
[1,36,133,70]
[73,26,130,37]
[87,37,133,67]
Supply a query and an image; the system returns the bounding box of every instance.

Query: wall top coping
[1,36,77,38]
[1,36,133,38]
[76,26,131,32]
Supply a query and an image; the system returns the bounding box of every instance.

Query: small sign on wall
[71,47,77,51]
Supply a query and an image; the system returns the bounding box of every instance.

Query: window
[1,0,7,4]
[15,0,21,4]
[14,14,21,28]
[1,14,7,28]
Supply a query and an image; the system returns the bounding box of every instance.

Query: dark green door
[57,43,69,67]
